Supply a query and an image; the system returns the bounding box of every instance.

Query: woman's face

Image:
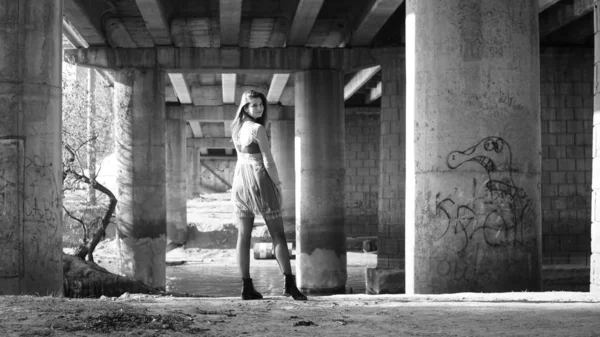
[244,97,264,119]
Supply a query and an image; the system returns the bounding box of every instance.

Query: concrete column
[366,52,406,294]
[271,120,295,237]
[114,68,167,289]
[166,118,188,247]
[295,69,346,294]
[405,0,541,293]
[186,146,200,198]
[592,2,600,293]
[0,0,63,295]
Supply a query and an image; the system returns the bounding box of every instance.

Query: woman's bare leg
[265,215,307,300]
[264,216,292,275]
[236,216,255,279]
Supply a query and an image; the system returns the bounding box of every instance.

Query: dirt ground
[1,292,600,336]
[7,192,596,336]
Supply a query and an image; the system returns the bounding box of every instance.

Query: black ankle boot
[283,274,307,301]
[241,278,263,300]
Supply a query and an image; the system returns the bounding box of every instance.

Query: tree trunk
[87,68,97,205]
[63,254,158,298]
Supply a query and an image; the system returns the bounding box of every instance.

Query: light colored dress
[231,121,282,220]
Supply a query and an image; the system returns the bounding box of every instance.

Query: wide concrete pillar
[295,69,346,294]
[366,52,406,294]
[405,0,541,293]
[114,68,167,289]
[592,1,600,293]
[271,120,295,237]
[166,118,188,246]
[0,0,63,295]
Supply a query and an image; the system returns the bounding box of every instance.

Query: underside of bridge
[1,0,600,296]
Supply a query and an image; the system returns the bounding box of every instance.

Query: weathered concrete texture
[65,47,382,72]
[271,120,296,237]
[114,68,167,288]
[116,235,167,290]
[190,85,269,106]
[366,267,405,294]
[0,0,63,295]
[591,2,600,294]
[295,69,346,294]
[166,119,188,246]
[405,0,541,293]
[186,147,200,197]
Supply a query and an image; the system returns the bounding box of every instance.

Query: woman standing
[230,90,306,301]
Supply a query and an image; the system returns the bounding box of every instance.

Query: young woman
[230,90,306,301]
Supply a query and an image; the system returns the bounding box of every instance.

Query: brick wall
[541,47,593,266]
[344,108,380,238]
[377,51,406,269]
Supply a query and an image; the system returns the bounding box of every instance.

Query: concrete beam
[197,155,237,160]
[188,137,232,149]
[538,0,563,12]
[223,121,233,138]
[344,65,381,100]
[188,121,204,137]
[105,17,137,48]
[350,0,404,46]
[222,73,237,104]
[166,85,179,102]
[249,18,275,48]
[63,19,89,48]
[168,73,192,104]
[63,0,107,45]
[167,104,294,121]
[96,70,115,87]
[220,0,242,45]
[539,0,593,38]
[64,47,386,72]
[346,107,380,115]
[365,81,382,104]
[267,74,290,103]
[186,123,194,138]
[288,0,325,46]
[135,0,172,45]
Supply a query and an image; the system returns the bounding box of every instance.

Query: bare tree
[62,63,115,261]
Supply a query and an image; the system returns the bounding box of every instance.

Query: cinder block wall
[540,47,593,266]
[344,108,380,237]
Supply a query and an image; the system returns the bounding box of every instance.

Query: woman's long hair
[231,90,268,145]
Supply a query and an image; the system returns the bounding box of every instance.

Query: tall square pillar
[295,69,347,294]
[0,0,63,295]
[166,117,188,247]
[114,68,167,289]
[405,0,542,293]
[271,120,296,237]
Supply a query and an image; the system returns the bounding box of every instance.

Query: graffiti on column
[434,137,532,253]
[23,154,60,229]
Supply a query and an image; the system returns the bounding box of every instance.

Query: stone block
[366,267,404,294]
[542,264,589,291]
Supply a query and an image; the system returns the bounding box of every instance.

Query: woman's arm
[254,124,282,187]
